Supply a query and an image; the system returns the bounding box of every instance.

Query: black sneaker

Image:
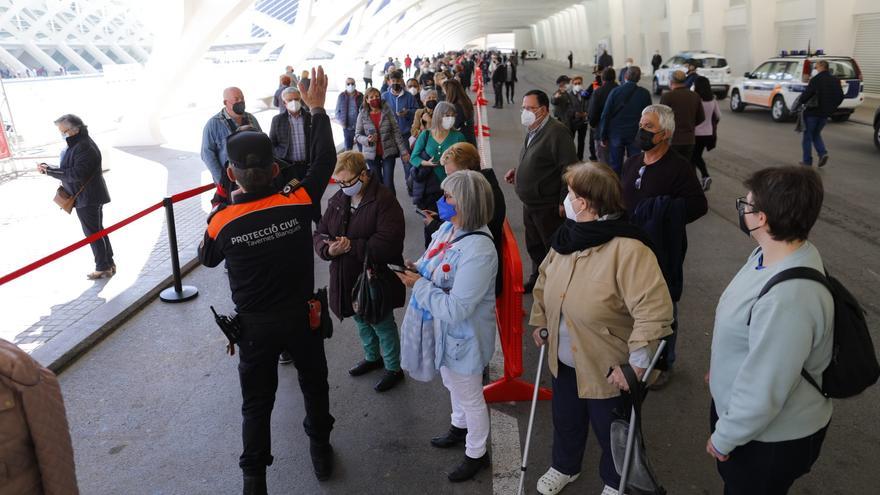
[374,370,405,392]
[431,425,468,448]
[448,453,489,482]
[348,358,383,376]
[818,154,829,168]
[279,351,294,365]
[242,474,267,495]
[310,442,334,481]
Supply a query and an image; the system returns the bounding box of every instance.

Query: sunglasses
[635,165,646,190]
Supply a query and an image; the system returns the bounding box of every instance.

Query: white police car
[652,51,731,99]
[729,50,865,123]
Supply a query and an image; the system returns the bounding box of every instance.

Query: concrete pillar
[745,0,778,69]
[0,45,29,73]
[608,0,625,61]
[114,0,254,146]
[82,42,115,67]
[701,0,726,54]
[108,44,139,64]
[54,42,98,73]
[667,0,690,54]
[621,0,643,64]
[21,41,62,72]
[815,0,857,55]
[574,4,591,69]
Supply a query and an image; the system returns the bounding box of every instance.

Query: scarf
[550,216,655,255]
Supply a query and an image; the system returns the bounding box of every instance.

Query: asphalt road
[57,59,879,495]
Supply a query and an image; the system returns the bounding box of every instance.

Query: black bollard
[159,196,198,303]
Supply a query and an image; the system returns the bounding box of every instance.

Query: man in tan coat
[0,338,78,495]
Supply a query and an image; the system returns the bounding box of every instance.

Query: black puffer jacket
[45,126,110,208]
[801,71,845,118]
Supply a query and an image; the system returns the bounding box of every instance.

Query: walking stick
[517,328,549,495]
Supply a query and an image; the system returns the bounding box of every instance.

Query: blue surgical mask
[436,195,457,221]
[341,178,363,197]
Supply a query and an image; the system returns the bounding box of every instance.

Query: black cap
[226,130,274,169]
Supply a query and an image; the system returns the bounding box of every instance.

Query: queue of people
[21,48,852,495]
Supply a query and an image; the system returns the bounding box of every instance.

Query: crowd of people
[10,46,849,495]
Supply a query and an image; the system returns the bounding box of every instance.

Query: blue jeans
[342,127,359,151]
[369,155,397,195]
[801,116,827,165]
[608,134,641,175]
[551,361,625,488]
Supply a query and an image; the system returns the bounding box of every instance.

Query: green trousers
[353,313,401,371]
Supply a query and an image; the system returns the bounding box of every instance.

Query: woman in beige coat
[529,162,673,495]
[0,338,78,495]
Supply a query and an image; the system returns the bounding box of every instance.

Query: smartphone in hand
[414,208,428,219]
[320,233,337,241]
[387,263,418,273]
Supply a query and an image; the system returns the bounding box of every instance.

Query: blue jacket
[382,90,419,137]
[200,109,261,184]
[335,91,363,129]
[599,81,652,141]
[411,224,498,376]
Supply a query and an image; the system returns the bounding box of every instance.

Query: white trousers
[440,366,490,459]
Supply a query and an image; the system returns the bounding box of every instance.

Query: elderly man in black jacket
[799,60,844,167]
[270,87,312,182]
[38,114,114,280]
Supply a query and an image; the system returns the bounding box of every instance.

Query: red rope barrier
[0,183,215,287]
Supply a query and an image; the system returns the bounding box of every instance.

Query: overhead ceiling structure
[0,0,151,75]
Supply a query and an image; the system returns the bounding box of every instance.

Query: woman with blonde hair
[530,161,673,495]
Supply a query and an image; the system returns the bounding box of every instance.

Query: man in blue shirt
[382,70,419,142]
[599,66,652,175]
[201,86,261,186]
[334,77,363,151]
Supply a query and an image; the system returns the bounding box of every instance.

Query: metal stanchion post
[159,196,198,303]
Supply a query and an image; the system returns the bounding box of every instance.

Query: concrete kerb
[30,244,202,373]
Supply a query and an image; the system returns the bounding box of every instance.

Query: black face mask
[636,128,658,151]
[391,83,403,92]
[426,100,438,110]
[232,101,246,115]
[737,208,762,237]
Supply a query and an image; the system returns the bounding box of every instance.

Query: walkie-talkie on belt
[210,306,242,356]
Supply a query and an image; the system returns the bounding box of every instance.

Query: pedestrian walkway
[55,59,880,494]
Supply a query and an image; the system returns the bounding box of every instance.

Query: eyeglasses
[736,197,757,214]
[635,165,646,190]
[337,175,361,188]
[443,191,453,201]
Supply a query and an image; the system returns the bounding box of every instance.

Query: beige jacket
[530,237,673,399]
[0,339,78,495]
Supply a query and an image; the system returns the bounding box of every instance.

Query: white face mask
[286,100,302,113]
[408,87,419,96]
[572,84,583,92]
[346,84,356,93]
[521,110,536,127]
[441,116,455,130]
[341,178,363,197]
[563,194,582,221]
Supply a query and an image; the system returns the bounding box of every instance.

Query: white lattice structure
[0,0,152,76]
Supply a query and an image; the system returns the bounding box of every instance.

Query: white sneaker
[537,467,580,494]
[601,485,619,495]
[701,176,712,191]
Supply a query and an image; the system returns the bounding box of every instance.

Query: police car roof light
[815,49,825,55]
[780,50,789,57]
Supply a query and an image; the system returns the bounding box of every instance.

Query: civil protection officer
[198,67,336,495]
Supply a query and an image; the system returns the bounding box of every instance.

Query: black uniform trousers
[522,203,564,283]
[75,204,114,271]
[236,310,335,476]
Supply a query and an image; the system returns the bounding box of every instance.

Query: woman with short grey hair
[37,114,114,280]
[410,101,466,245]
[397,170,498,483]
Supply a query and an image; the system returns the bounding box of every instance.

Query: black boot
[374,370,405,392]
[447,453,489,482]
[431,425,467,448]
[243,474,267,495]
[348,358,383,376]
[310,441,334,481]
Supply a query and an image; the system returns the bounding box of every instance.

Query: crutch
[517,328,549,495]
[618,340,666,494]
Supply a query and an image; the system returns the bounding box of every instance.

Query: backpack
[750,266,879,399]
